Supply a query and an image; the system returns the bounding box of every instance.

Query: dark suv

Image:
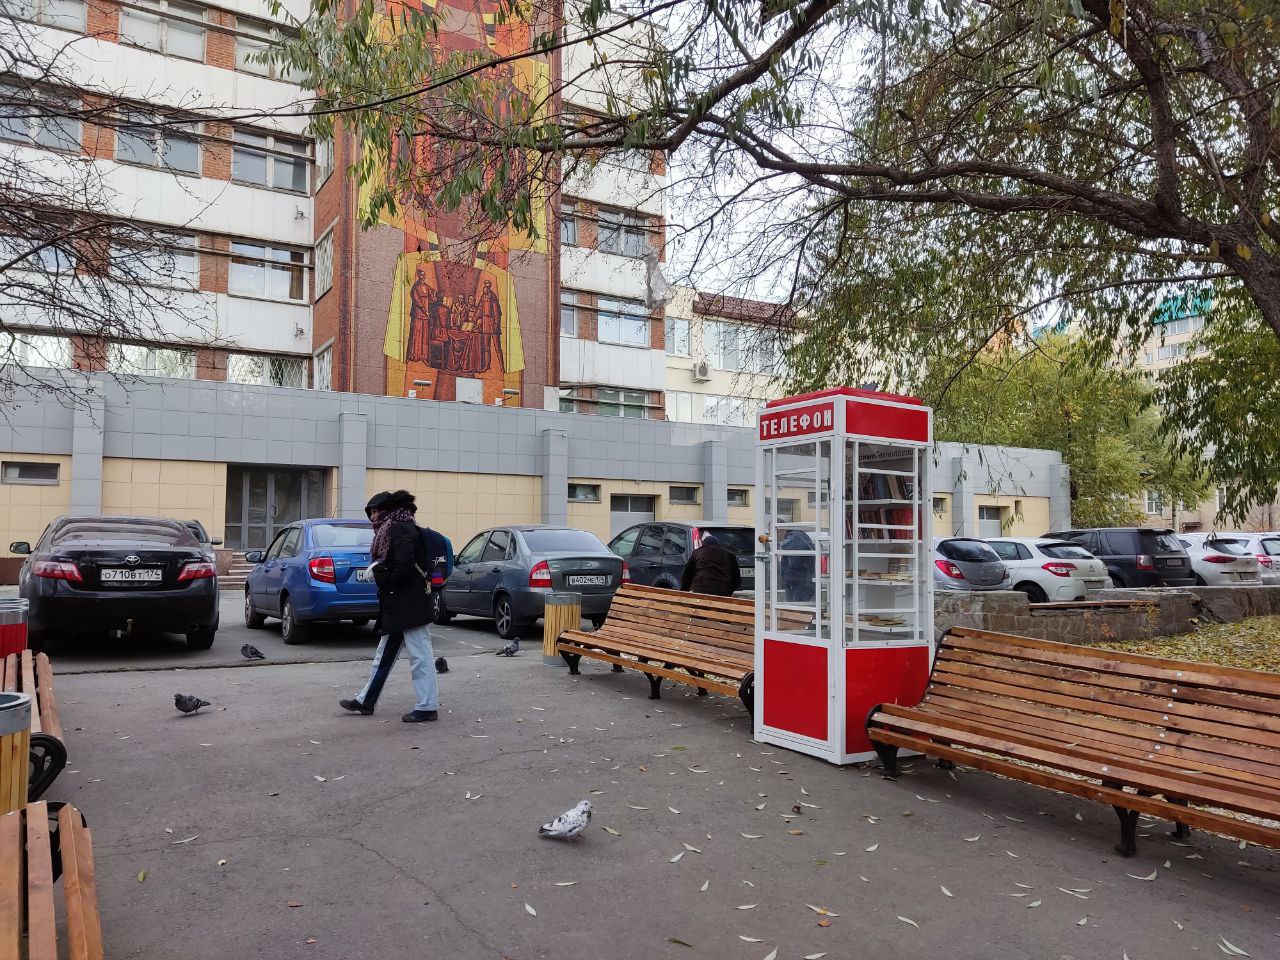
[608,522,755,592]
[1043,527,1194,588]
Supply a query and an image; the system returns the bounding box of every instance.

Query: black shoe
[340,698,374,715]
[402,709,438,723]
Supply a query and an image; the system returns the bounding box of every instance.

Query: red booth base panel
[761,639,828,743]
[844,646,930,760]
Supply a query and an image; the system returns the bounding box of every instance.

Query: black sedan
[10,516,220,650]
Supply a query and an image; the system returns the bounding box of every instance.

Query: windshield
[1038,542,1094,560]
[1207,538,1251,556]
[54,521,194,546]
[310,524,374,548]
[1143,532,1184,553]
[699,527,755,554]
[938,539,1000,562]
[523,529,606,552]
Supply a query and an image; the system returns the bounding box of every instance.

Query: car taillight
[1257,554,1273,568]
[529,560,552,587]
[820,554,829,575]
[33,560,82,582]
[934,559,965,579]
[691,527,702,549]
[1042,561,1077,577]
[1203,554,1234,564]
[621,561,631,583]
[308,556,336,583]
[1135,554,1155,570]
[178,561,217,582]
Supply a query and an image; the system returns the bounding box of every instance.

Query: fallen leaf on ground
[217,859,228,866]
[817,919,831,928]
[173,834,200,844]
[524,903,536,917]
[762,949,778,960]
[804,954,827,959]
[1127,869,1157,881]
[1077,917,1088,926]
[554,882,577,887]
[670,852,685,863]
[137,870,147,883]
[805,905,838,916]
[287,901,303,908]
[603,827,621,836]
[699,880,709,892]
[865,843,879,852]
[669,807,681,814]
[1219,936,1250,957]
[627,805,649,810]
[897,916,919,928]
[1027,900,1042,908]
[313,776,327,783]
[736,904,757,910]
[940,885,953,898]
[666,938,693,948]
[305,938,317,945]
[738,936,763,942]
[964,835,980,842]
[683,843,701,853]
[741,833,763,839]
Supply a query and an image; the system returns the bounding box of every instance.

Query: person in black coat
[340,490,441,723]
[680,533,742,596]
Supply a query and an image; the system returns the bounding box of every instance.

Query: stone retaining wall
[934,586,1280,645]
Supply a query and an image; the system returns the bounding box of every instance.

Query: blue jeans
[357,623,438,712]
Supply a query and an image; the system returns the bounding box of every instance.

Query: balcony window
[703,393,760,427]
[597,387,649,418]
[665,390,693,423]
[232,129,309,193]
[0,82,81,151]
[120,0,207,61]
[598,208,648,258]
[115,113,200,174]
[706,319,777,373]
[315,136,334,186]
[229,241,307,301]
[559,289,578,337]
[234,17,293,78]
[314,230,333,297]
[3,0,86,30]
[0,233,76,274]
[665,315,690,356]
[597,297,647,347]
[112,232,198,288]
[108,343,196,379]
[227,353,308,387]
[313,346,332,390]
[560,201,578,246]
[0,331,71,368]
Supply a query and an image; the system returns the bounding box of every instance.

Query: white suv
[1178,533,1262,586]
[986,537,1110,602]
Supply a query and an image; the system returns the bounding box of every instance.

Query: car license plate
[740,567,754,578]
[1165,558,1184,566]
[102,568,162,583]
[356,568,374,582]
[568,575,608,586]
[1084,579,1106,588]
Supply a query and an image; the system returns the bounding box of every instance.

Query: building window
[559,289,578,338]
[558,387,580,414]
[597,297,648,347]
[1144,490,1165,515]
[666,390,693,423]
[1157,342,1186,361]
[315,136,334,186]
[0,234,76,274]
[932,496,946,516]
[1,461,59,485]
[313,345,332,390]
[665,315,690,357]
[727,488,750,508]
[120,0,207,61]
[228,241,307,301]
[560,201,578,246]
[597,387,649,418]
[669,485,699,505]
[227,353,308,387]
[0,332,71,368]
[314,229,334,297]
[112,232,198,288]
[115,113,200,174]
[777,498,799,523]
[232,130,309,193]
[0,83,82,151]
[706,319,776,373]
[108,343,196,379]
[703,393,760,427]
[598,208,648,258]
[5,0,86,30]
[235,17,292,78]
[567,482,600,503]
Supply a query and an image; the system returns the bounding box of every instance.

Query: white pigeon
[539,800,592,840]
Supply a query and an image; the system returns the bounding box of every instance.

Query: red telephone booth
[754,388,934,763]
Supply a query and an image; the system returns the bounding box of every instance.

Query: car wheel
[433,593,453,625]
[1109,574,1125,588]
[494,594,522,640]
[1016,582,1048,603]
[244,590,266,629]
[186,626,216,650]
[280,597,308,645]
[1194,573,1207,586]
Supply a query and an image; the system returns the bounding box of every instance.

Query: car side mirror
[210,537,223,546]
[9,541,31,555]
[244,551,264,563]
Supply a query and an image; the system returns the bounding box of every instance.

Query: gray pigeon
[496,636,520,657]
[241,643,266,660]
[434,657,448,673]
[174,693,210,715]
[539,799,592,840]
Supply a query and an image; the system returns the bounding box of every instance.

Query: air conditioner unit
[691,360,711,382]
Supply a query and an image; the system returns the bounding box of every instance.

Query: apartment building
[1133,287,1213,376]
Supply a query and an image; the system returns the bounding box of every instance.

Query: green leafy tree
[926,334,1210,526]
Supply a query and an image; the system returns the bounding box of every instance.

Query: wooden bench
[557,584,758,713]
[867,627,1280,857]
[1,801,104,959]
[2,652,66,802]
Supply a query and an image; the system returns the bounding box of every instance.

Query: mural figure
[406,265,434,362]
[478,279,503,373]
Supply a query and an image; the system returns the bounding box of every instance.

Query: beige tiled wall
[365,469,542,545]
[100,459,229,538]
[974,494,1050,537]
[0,454,72,549]
[567,478,708,540]
[931,493,954,538]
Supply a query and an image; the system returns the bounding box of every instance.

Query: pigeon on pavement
[496,637,520,657]
[174,693,211,715]
[434,657,449,673]
[539,800,592,840]
[240,643,266,660]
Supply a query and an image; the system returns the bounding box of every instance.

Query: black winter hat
[365,489,417,519]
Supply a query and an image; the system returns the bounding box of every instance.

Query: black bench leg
[647,673,663,700]
[873,740,899,778]
[739,671,755,718]
[1112,806,1140,857]
[688,668,708,695]
[28,732,67,802]
[936,758,956,771]
[611,663,624,673]
[1168,798,1191,839]
[560,651,582,676]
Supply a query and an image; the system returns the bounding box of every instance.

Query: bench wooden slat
[560,630,752,679]
[558,643,740,696]
[59,804,105,960]
[1,654,15,693]
[0,810,19,960]
[607,601,754,640]
[20,653,40,736]
[623,583,755,615]
[604,610,753,652]
[25,802,58,960]
[34,655,60,741]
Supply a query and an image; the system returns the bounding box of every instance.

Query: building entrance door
[225,466,327,550]
[610,494,656,537]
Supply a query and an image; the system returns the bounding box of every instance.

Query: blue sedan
[243,519,379,644]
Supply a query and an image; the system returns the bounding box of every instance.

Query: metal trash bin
[543,592,582,663]
[0,691,32,814]
[0,598,28,657]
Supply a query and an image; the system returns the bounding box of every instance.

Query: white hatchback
[986,537,1110,602]
[1177,533,1261,586]
[1223,534,1280,585]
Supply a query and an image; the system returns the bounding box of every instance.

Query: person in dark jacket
[680,533,742,596]
[340,490,441,723]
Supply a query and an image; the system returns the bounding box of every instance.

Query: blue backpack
[418,526,454,584]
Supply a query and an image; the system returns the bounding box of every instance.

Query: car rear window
[1038,542,1094,560]
[53,521,194,545]
[1207,537,1251,556]
[522,529,606,552]
[938,539,1000,562]
[310,524,374,548]
[698,527,755,554]
[1141,532,1184,553]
